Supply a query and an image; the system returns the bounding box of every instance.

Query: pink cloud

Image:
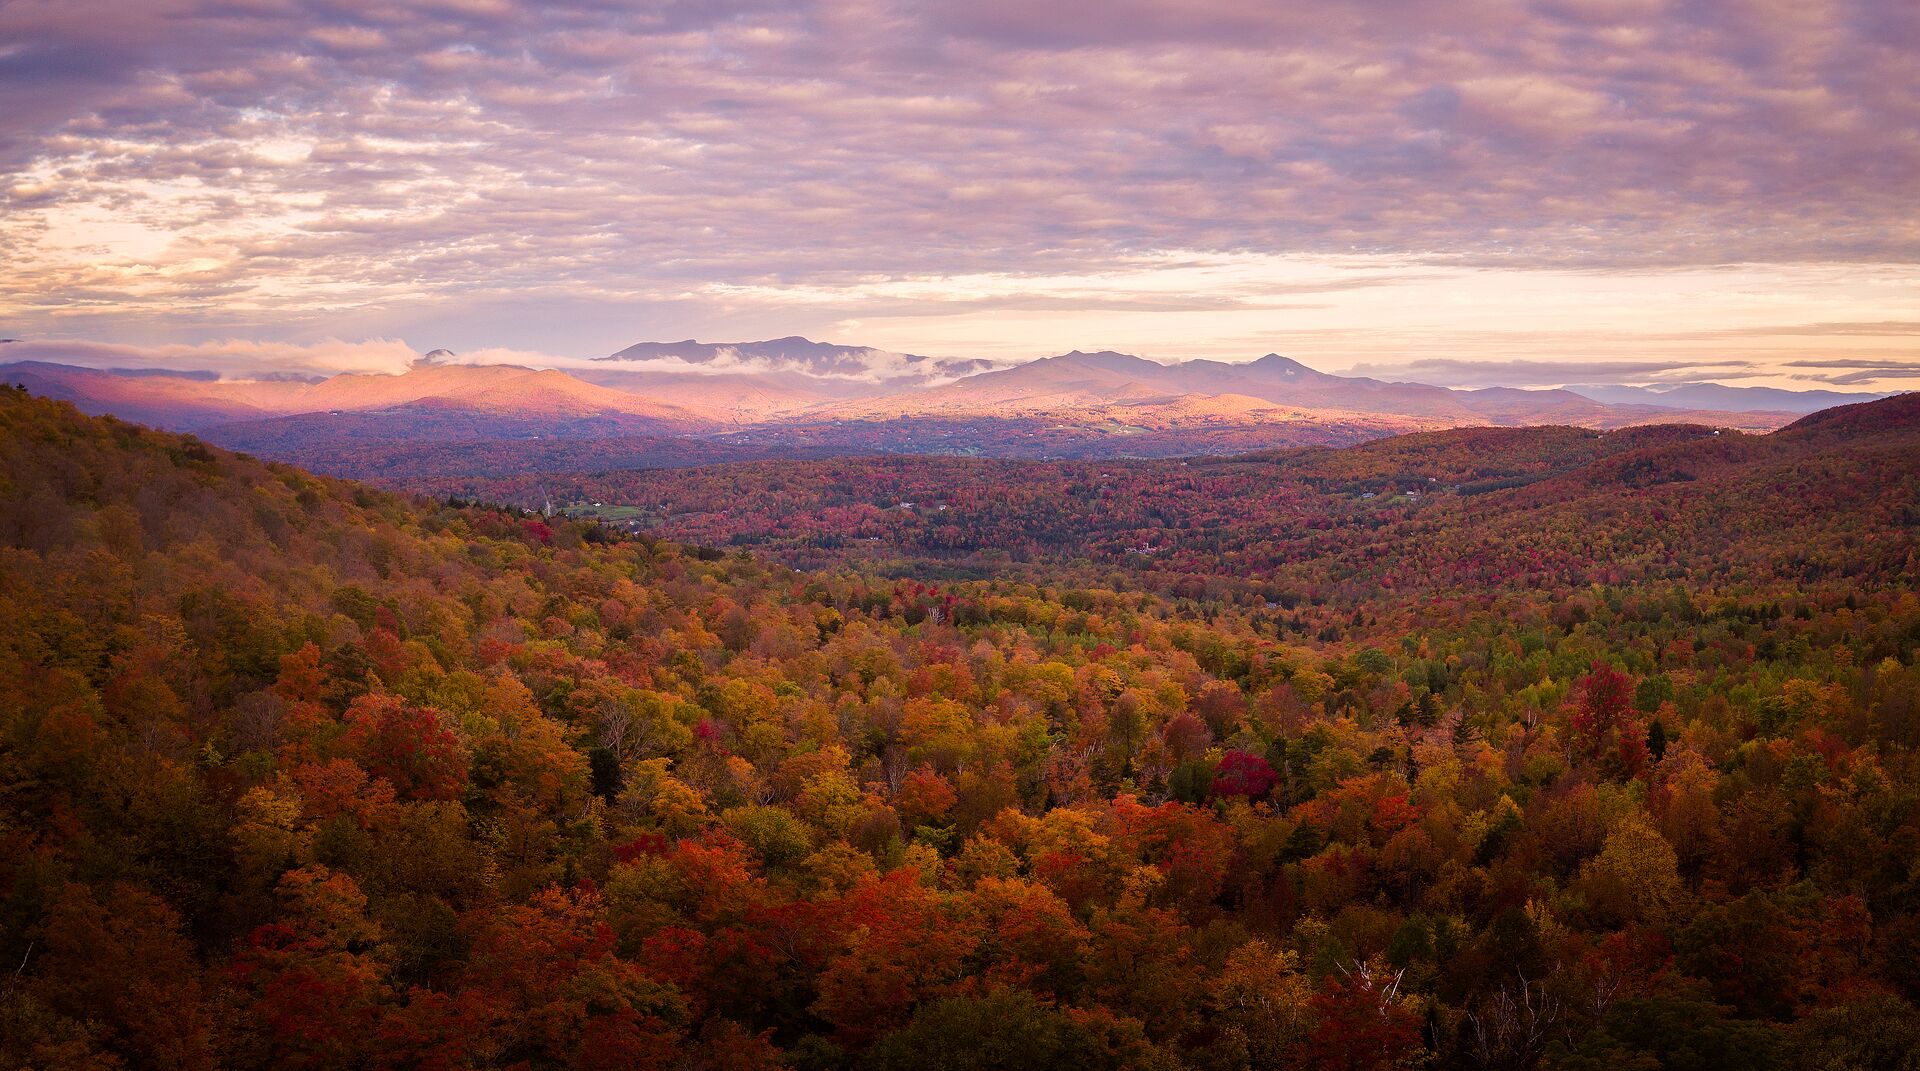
[0,0,1911,364]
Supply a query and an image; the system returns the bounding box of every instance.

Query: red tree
[340,694,468,801]
[1212,749,1278,799]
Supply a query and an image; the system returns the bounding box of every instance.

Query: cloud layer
[0,0,1915,379]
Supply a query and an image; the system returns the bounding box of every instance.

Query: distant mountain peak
[1249,353,1320,377]
[1053,350,1162,373]
[1566,381,1891,415]
[415,348,457,367]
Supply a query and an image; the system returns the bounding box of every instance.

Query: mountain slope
[491,394,1920,598]
[571,367,843,422]
[2,360,708,433]
[827,350,1797,430]
[298,364,703,424]
[0,360,307,429]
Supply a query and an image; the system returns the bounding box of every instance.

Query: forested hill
[430,394,1920,608]
[4,385,1920,1071]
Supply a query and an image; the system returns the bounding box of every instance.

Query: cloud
[1341,357,1759,389]
[461,342,990,385]
[1807,369,1919,386]
[0,0,1912,369]
[1708,321,1920,338]
[1787,358,1920,368]
[1784,357,1920,385]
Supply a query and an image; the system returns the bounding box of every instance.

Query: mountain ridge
[1,341,1876,479]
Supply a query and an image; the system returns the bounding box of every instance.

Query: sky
[1,0,1916,389]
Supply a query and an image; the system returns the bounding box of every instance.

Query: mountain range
[1,337,1891,479]
[1562,382,1889,414]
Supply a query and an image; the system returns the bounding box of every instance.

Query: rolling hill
[1,339,1860,481]
[448,393,1920,604]
[0,360,308,429]
[0,359,709,437]
[819,349,1796,431]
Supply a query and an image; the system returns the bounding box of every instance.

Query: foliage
[2,388,1919,1069]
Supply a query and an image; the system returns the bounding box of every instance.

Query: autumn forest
[3,385,1920,1071]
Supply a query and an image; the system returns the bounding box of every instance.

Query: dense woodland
[200,410,1408,483]
[4,385,1920,1070]
[431,406,1919,613]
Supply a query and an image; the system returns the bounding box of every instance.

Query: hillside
[0,360,308,428]
[4,386,1920,1070]
[0,360,707,434]
[571,368,846,423]
[823,350,1795,432]
[436,396,1920,610]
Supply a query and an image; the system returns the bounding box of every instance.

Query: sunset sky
[2,0,1915,388]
